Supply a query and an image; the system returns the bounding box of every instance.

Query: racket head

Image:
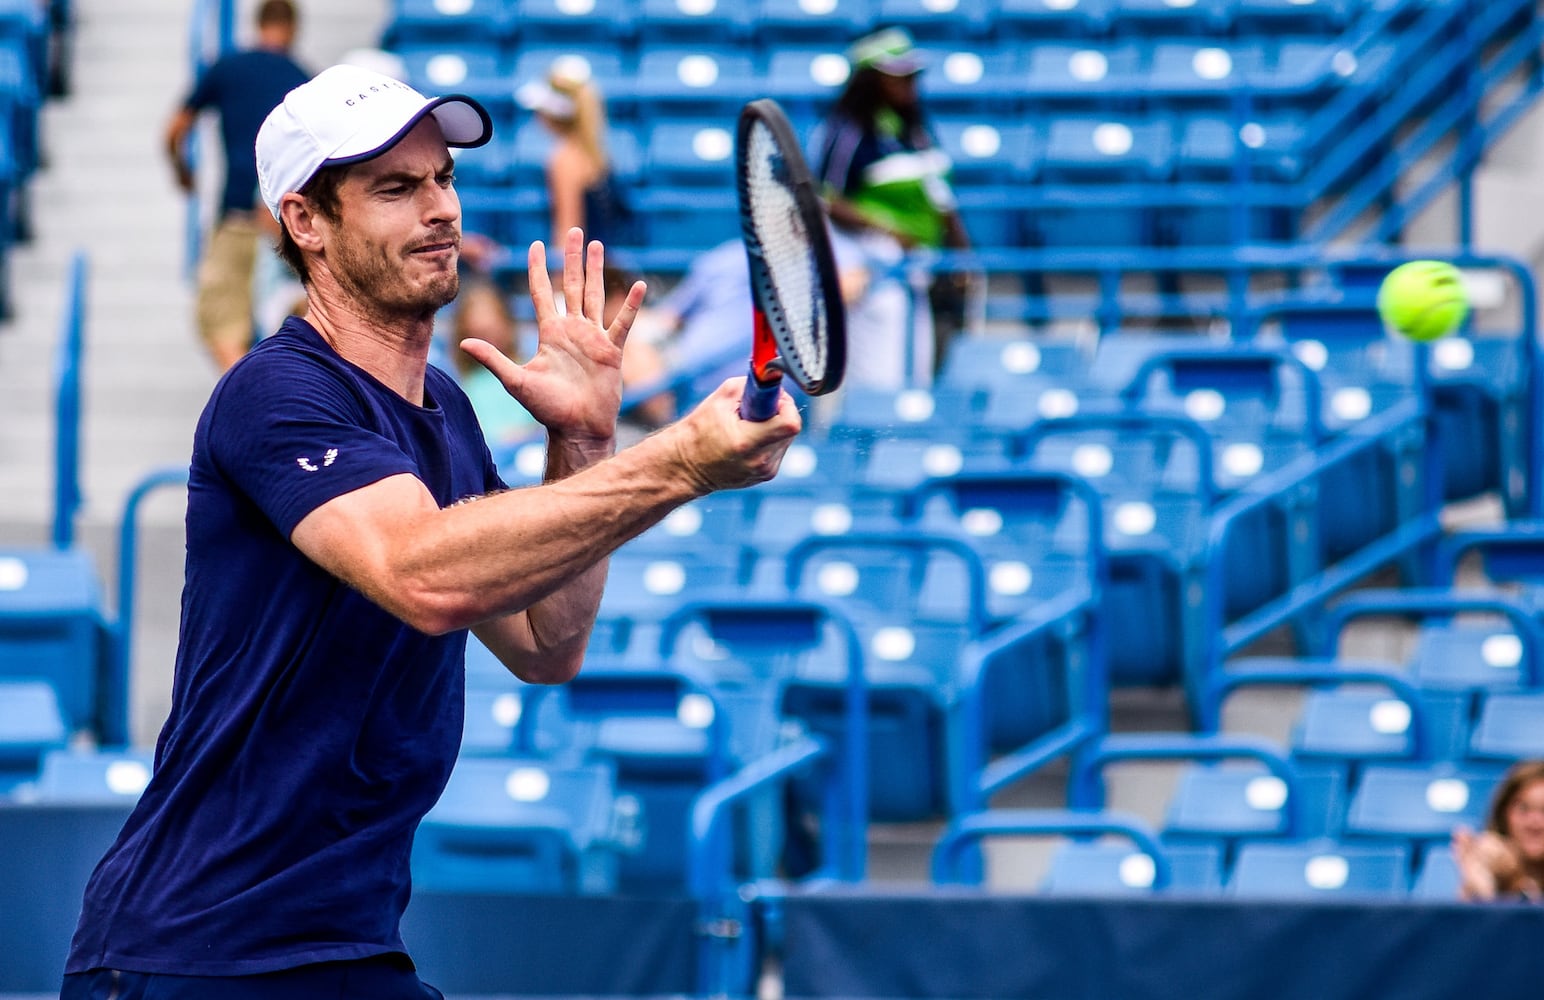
[735,98,847,397]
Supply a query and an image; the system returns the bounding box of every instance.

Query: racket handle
[738,368,782,422]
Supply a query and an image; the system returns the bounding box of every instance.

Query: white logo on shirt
[296,448,339,473]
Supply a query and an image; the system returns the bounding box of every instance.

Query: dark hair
[275,163,349,284]
[833,65,926,138]
[257,0,297,28]
[1490,760,1544,838]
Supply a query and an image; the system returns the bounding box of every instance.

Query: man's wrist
[546,430,616,477]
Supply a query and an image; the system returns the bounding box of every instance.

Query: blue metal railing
[931,808,1173,889]
[111,465,190,742]
[181,0,235,276]
[51,249,86,549]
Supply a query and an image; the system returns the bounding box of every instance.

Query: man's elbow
[386,584,483,637]
[512,657,583,686]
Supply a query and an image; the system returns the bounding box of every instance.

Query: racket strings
[745,121,829,385]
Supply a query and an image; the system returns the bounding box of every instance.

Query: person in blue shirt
[164,0,309,372]
[63,64,801,1000]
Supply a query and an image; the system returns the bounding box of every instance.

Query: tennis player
[61,64,800,1000]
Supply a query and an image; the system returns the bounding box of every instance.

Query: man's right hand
[173,160,196,194]
[664,377,801,495]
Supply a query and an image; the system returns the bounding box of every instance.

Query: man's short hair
[275,163,348,284]
[257,0,297,28]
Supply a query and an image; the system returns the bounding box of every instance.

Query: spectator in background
[517,62,632,251]
[449,281,540,448]
[164,0,309,372]
[809,26,976,384]
[1452,760,1544,901]
[618,230,881,424]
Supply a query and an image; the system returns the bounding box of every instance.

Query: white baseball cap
[256,63,493,220]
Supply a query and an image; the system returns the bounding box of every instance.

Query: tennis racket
[735,98,847,421]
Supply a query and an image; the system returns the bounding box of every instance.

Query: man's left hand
[460,228,646,447]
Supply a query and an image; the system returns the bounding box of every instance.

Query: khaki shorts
[195,215,260,353]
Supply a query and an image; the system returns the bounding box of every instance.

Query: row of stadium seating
[397,0,1538,254]
[385,0,1417,49]
[0,0,72,317]
[2,247,1541,992]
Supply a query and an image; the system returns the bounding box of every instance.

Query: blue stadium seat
[24,746,153,803]
[1228,839,1411,899]
[512,0,636,44]
[744,493,906,588]
[1233,0,1352,36]
[0,547,111,739]
[921,46,1024,114]
[996,0,1111,39]
[1023,43,1145,97]
[931,117,1036,248]
[1018,413,1211,692]
[1173,116,1307,184]
[873,0,992,39]
[1040,117,1173,183]
[1036,117,1172,248]
[412,757,633,894]
[755,0,874,45]
[1164,761,1347,851]
[640,111,736,176]
[632,45,759,116]
[763,46,851,113]
[854,437,1013,498]
[1343,763,1501,851]
[0,681,66,791]
[1107,0,1231,37]
[1410,845,1461,900]
[384,0,509,46]
[1467,692,1544,763]
[550,667,775,892]
[1292,686,1469,768]
[938,335,1094,397]
[636,0,757,41]
[1146,41,1269,96]
[597,547,745,659]
[827,385,980,447]
[508,47,629,109]
[0,799,137,992]
[1042,840,1224,895]
[394,44,513,133]
[1408,623,1531,698]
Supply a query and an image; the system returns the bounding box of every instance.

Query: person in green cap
[809,26,975,387]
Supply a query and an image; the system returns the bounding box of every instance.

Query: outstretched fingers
[606,280,649,348]
[460,337,525,395]
[562,227,585,318]
[582,239,606,323]
[527,240,556,327]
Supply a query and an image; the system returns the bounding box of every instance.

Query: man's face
[324,116,462,320]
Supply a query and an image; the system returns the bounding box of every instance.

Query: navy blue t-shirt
[186,49,310,216]
[67,318,506,976]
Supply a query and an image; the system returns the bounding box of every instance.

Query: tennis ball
[1376,260,1469,342]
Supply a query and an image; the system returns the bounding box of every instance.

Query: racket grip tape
[738,367,782,422]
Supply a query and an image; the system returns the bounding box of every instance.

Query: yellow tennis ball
[1376,260,1469,342]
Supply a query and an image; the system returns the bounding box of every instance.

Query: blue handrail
[112,465,191,736]
[1321,588,1544,690]
[51,250,86,549]
[1204,658,1438,761]
[1068,733,1305,839]
[660,598,869,883]
[931,808,1172,889]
